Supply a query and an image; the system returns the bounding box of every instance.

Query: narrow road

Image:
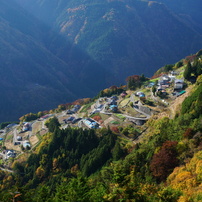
[0,166,13,173]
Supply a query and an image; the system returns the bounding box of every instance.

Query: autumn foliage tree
[111,126,120,133]
[183,128,195,139]
[150,141,179,182]
[126,75,141,90]
[92,115,101,122]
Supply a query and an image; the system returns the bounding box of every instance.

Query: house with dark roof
[63,117,75,124]
[158,74,171,86]
[111,96,118,100]
[174,79,184,90]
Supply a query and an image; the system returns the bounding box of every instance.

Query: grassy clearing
[32,122,42,134]
[6,134,13,141]
[114,114,126,121]
[141,88,150,95]
[119,98,130,107]
[149,78,159,82]
[36,132,42,141]
[110,120,120,125]
[121,106,139,117]
[80,102,94,113]
[90,113,100,118]
[100,113,110,121]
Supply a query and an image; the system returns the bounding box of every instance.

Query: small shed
[111,96,118,100]
[121,92,127,98]
[139,93,145,98]
[17,136,22,141]
[136,92,143,96]
[23,141,31,149]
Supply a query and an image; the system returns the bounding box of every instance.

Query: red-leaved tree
[150,141,179,182]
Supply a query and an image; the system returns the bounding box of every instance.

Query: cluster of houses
[2,71,187,162]
[157,72,184,94]
[91,103,104,115]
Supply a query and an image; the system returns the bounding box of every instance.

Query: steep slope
[1,0,202,121]
[155,0,202,33]
[0,1,107,122]
[15,0,202,82]
[0,53,202,201]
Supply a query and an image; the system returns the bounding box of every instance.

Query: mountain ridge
[0,0,202,122]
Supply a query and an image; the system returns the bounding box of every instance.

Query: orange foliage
[92,115,101,122]
[35,166,45,178]
[72,98,91,105]
[183,128,195,139]
[151,73,164,79]
[184,55,197,63]
[111,126,120,133]
[126,75,140,82]
[56,98,92,111]
[52,158,58,170]
[109,85,118,90]
[71,164,79,175]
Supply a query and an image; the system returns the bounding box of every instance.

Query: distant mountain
[0,0,202,121]
[0,0,107,122]
[155,0,202,33]
[15,0,202,80]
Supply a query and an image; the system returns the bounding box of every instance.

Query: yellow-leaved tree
[167,150,202,201]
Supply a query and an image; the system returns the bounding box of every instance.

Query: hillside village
[0,52,202,201]
[0,62,191,167]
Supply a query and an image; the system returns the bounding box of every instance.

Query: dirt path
[169,85,193,118]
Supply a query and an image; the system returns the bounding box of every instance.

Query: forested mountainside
[15,0,202,81]
[1,0,202,122]
[0,0,107,122]
[0,51,202,201]
[155,0,202,33]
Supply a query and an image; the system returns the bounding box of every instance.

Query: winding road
[95,95,152,121]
